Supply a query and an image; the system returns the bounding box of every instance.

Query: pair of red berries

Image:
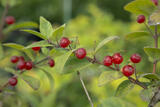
[122,54,141,77]
[5,16,15,25]
[59,37,87,59]
[103,53,123,67]
[11,56,33,70]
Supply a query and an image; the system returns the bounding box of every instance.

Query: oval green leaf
[3,21,38,35]
[95,36,119,53]
[98,71,122,86]
[21,29,47,40]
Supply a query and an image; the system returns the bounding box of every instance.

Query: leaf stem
[77,71,94,107]
[153,25,158,74]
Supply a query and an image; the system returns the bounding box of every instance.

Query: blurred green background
[0,0,158,107]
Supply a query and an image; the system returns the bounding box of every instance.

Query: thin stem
[144,23,154,36]
[0,0,9,40]
[77,71,94,107]
[153,25,158,74]
[134,64,138,80]
[35,56,50,65]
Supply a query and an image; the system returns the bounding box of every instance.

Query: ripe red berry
[60,37,71,48]
[48,59,55,67]
[137,15,145,23]
[32,47,41,51]
[75,48,87,59]
[122,65,134,77]
[25,61,33,70]
[152,0,158,6]
[5,16,15,25]
[130,53,141,63]
[11,56,19,63]
[103,56,112,66]
[112,53,123,64]
[9,77,18,86]
[17,60,26,70]
[19,56,25,61]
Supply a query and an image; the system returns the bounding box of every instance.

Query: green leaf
[40,17,53,38]
[20,75,40,90]
[55,50,73,74]
[125,31,150,40]
[140,88,155,102]
[124,0,156,16]
[149,8,160,25]
[51,24,65,40]
[40,68,54,89]
[98,71,122,86]
[95,36,119,53]
[41,47,49,55]
[0,42,4,59]
[139,73,160,80]
[25,40,53,49]
[115,80,134,97]
[144,47,160,62]
[3,43,34,60]
[21,29,47,40]
[4,67,16,74]
[49,48,67,57]
[99,97,135,107]
[3,21,38,35]
[62,56,90,74]
[3,43,24,50]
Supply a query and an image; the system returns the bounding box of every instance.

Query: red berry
[60,37,71,48]
[103,56,112,66]
[152,0,158,6]
[11,56,19,63]
[25,61,33,70]
[5,16,15,25]
[17,60,26,70]
[122,65,134,77]
[137,15,145,23]
[112,53,123,64]
[48,59,55,67]
[130,53,141,63]
[32,47,41,51]
[75,48,87,59]
[9,77,18,86]
[19,56,25,61]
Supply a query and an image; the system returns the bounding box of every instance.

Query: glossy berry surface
[25,61,33,70]
[152,0,158,6]
[5,16,15,25]
[32,47,41,51]
[17,60,26,70]
[112,53,123,64]
[137,15,145,23]
[103,56,112,66]
[9,77,18,86]
[130,53,141,63]
[48,59,55,67]
[11,56,19,63]
[60,37,70,48]
[75,48,87,59]
[122,65,134,77]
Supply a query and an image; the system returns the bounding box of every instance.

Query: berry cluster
[11,56,33,70]
[103,53,141,77]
